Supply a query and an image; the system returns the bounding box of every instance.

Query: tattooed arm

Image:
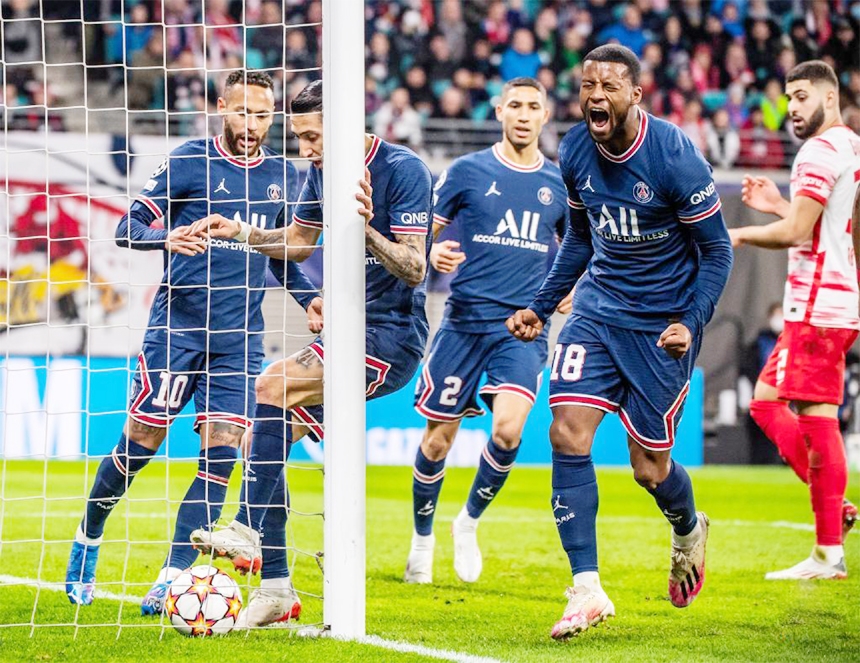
[187,214,320,261]
[365,230,427,287]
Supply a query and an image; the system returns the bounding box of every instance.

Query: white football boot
[404,532,435,584]
[452,508,482,583]
[550,585,615,640]
[765,546,848,580]
[234,584,302,628]
[190,520,262,575]
[668,512,709,607]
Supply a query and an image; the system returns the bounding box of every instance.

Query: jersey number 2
[440,376,463,406]
[551,344,586,381]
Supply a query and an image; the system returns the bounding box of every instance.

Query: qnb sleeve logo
[399,212,428,225]
[689,182,716,206]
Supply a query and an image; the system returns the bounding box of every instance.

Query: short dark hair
[583,44,641,85]
[224,69,274,94]
[786,60,839,89]
[291,79,323,114]
[502,76,546,99]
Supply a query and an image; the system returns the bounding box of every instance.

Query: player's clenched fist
[506,309,544,342]
[430,240,466,273]
[657,322,692,359]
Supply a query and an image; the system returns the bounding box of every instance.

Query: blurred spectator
[635,0,665,35]
[660,15,691,78]
[2,0,42,88]
[725,82,750,128]
[679,98,708,153]
[464,38,496,80]
[705,108,740,168]
[773,47,797,81]
[122,4,154,65]
[760,78,788,132]
[845,105,860,135]
[426,34,458,91]
[585,0,616,36]
[285,29,317,81]
[164,0,200,62]
[128,30,165,110]
[533,6,560,65]
[807,0,833,48]
[746,19,779,88]
[737,108,785,170]
[366,31,395,91]
[690,44,718,93]
[435,85,469,120]
[437,0,470,64]
[482,1,512,51]
[373,87,423,149]
[599,3,649,57]
[721,42,755,89]
[499,28,541,81]
[718,1,745,40]
[248,1,284,69]
[404,66,436,118]
[789,18,819,63]
[822,18,860,70]
[701,13,731,65]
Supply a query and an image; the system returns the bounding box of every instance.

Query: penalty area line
[0,575,505,663]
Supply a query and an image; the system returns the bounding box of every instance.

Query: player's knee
[549,418,593,455]
[256,363,287,406]
[421,428,456,461]
[631,455,670,490]
[491,420,523,450]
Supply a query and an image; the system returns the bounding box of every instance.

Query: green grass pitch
[0,460,857,662]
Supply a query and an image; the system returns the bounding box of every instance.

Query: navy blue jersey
[117,136,299,354]
[292,135,433,334]
[433,144,567,332]
[531,111,733,335]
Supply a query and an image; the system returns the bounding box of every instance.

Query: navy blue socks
[551,452,599,575]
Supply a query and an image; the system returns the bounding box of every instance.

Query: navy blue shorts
[292,323,424,441]
[414,327,548,422]
[549,315,700,451]
[129,336,262,431]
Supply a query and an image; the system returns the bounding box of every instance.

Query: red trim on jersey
[479,383,536,406]
[307,341,325,363]
[214,135,265,168]
[292,406,324,441]
[548,394,619,413]
[137,195,163,219]
[803,214,826,324]
[193,412,253,431]
[128,353,170,427]
[812,137,838,153]
[795,189,828,207]
[678,199,722,224]
[196,471,231,487]
[365,354,391,397]
[568,198,585,209]
[854,169,860,182]
[292,214,322,229]
[414,363,485,421]
[432,213,451,226]
[390,226,429,235]
[597,109,648,163]
[618,410,673,450]
[491,143,545,172]
[365,135,382,166]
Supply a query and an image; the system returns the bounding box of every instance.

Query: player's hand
[506,309,544,342]
[188,213,240,240]
[727,227,745,248]
[657,323,692,359]
[306,296,324,333]
[741,175,783,215]
[166,225,207,256]
[358,168,373,226]
[556,288,575,315]
[430,240,466,273]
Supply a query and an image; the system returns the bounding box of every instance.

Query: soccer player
[730,61,860,580]
[64,70,313,611]
[189,79,433,627]
[507,45,733,639]
[405,77,568,585]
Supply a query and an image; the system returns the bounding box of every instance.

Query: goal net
[0,0,364,637]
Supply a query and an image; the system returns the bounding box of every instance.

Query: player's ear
[631,85,643,106]
[216,96,226,114]
[495,103,504,122]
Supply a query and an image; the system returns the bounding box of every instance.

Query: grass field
[0,460,858,663]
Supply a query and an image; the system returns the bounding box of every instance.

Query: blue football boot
[65,541,100,605]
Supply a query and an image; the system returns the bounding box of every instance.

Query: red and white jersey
[784,125,860,330]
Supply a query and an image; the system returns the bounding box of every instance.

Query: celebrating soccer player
[507,45,733,639]
[63,70,314,612]
[730,60,860,580]
[404,77,568,585]
[190,79,433,627]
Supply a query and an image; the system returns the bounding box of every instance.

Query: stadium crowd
[2,0,860,166]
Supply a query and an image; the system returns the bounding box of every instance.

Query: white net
[0,0,327,635]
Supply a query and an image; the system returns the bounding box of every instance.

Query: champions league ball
[165,565,242,636]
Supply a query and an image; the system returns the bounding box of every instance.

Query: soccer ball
[164,565,242,636]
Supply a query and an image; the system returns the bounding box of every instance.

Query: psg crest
[537,186,553,205]
[267,183,282,201]
[633,181,653,204]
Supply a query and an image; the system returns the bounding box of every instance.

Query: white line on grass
[0,574,507,663]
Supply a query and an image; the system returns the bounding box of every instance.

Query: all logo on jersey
[596,204,667,243]
[214,178,230,194]
[633,181,653,204]
[485,181,502,196]
[232,210,267,228]
[267,183,282,201]
[470,209,549,252]
[582,175,595,192]
[538,186,553,205]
